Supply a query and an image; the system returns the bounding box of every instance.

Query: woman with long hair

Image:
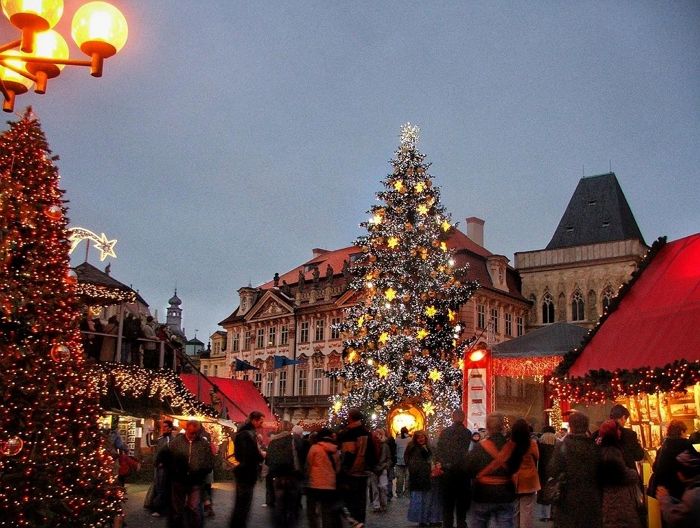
[405,430,441,527]
[511,419,541,528]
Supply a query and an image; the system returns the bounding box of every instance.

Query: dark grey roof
[546,173,645,250]
[74,262,148,306]
[492,322,589,358]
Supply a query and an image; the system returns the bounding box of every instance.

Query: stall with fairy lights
[0,0,128,112]
[552,235,700,528]
[490,322,588,430]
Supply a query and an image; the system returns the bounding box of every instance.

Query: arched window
[542,293,555,324]
[602,286,615,313]
[571,290,585,321]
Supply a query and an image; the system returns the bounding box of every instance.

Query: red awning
[179,373,271,424]
[569,234,700,377]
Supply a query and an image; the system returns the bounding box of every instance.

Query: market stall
[553,234,700,527]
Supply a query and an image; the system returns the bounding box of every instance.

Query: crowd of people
[117,403,699,528]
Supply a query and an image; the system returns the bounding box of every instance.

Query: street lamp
[0,0,127,111]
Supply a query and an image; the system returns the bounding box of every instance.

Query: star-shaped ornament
[377,364,390,378]
[414,182,425,193]
[422,401,435,416]
[425,305,437,318]
[385,288,397,302]
[379,332,390,345]
[387,236,399,249]
[448,309,456,322]
[417,204,429,216]
[94,233,117,261]
[428,369,442,382]
[441,220,452,232]
[416,328,429,340]
[393,180,404,192]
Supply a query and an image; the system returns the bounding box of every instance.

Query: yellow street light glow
[0,49,33,91]
[469,349,487,362]
[2,0,64,35]
[71,1,128,58]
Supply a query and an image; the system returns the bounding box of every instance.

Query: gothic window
[542,293,555,324]
[571,290,585,321]
[602,286,615,313]
[505,313,513,337]
[477,304,486,329]
[300,321,309,343]
[280,325,289,345]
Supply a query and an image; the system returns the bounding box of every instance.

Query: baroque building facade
[218,219,529,424]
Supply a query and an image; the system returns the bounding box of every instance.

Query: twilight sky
[3,1,698,342]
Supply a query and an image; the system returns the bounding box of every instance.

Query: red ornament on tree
[0,436,23,457]
[50,344,71,362]
[44,205,62,221]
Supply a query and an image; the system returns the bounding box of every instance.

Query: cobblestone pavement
[124,481,549,528]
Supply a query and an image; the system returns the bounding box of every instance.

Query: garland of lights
[492,356,562,378]
[551,360,700,404]
[329,124,479,433]
[88,362,218,418]
[75,281,137,304]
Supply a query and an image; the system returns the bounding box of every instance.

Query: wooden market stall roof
[74,261,141,305]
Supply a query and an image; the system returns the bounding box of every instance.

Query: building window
[280,325,289,346]
[300,321,309,343]
[268,326,276,347]
[231,332,239,352]
[297,368,308,396]
[477,304,486,329]
[256,328,265,348]
[602,286,614,313]
[313,368,324,395]
[542,293,555,324]
[315,319,325,341]
[329,376,340,395]
[202,365,209,376]
[243,330,252,351]
[490,307,499,334]
[254,371,262,391]
[221,335,227,351]
[516,316,524,336]
[278,370,287,396]
[505,313,512,337]
[266,373,274,396]
[571,290,585,321]
[331,318,341,340]
[213,365,218,377]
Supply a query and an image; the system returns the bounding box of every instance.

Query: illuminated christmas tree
[330,124,479,432]
[0,110,121,527]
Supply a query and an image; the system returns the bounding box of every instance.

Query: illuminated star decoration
[422,401,435,416]
[416,328,429,340]
[441,220,451,232]
[379,332,390,345]
[384,287,397,301]
[425,305,437,318]
[68,227,117,261]
[400,122,420,146]
[387,236,399,249]
[417,203,429,216]
[428,369,442,382]
[415,182,425,193]
[377,364,390,378]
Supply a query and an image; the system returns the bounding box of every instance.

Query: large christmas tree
[330,124,479,432]
[0,111,121,527]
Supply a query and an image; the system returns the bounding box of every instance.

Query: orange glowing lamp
[469,349,487,362]
[71,1,128,59]
[1,0,64,51]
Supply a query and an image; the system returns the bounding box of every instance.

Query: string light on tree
[329,123,479,432]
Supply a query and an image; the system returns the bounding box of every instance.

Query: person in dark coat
[536,426,557,521]
[265,421,305,528]
[435,409,471,528]
[547,411,602,528]
[609,404,644,471]
[406,430,441,526]
[167,419,215,528]
[656,450,700,528]
[598,419,643,528]
[230,411,266,528]
[464,413,520,528]
[652,420,694,501]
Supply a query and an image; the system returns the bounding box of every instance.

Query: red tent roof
[179,373,271,424]
[568,233,700,377]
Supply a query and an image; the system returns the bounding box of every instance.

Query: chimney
[312,248,329,257]
[466,217,485,247]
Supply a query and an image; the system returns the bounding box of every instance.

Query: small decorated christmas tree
[330,124,479,432]
[0,110,121,527]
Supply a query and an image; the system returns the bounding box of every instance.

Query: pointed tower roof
[546,173,645,250]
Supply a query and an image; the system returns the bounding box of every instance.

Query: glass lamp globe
[71,1,127,58]
[0,50,33,93]
[26,29,68,78]
[1,0,64,32]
